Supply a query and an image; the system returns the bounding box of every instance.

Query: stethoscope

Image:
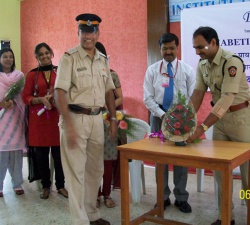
[33,66,53,97]
[159,59,179,78]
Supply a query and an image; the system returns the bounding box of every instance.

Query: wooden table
[117,138,250,225]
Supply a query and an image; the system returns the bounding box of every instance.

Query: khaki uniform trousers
[59,113,104,225]
[213,106,250,220]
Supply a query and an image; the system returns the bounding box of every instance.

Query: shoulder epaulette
[98,51,108,59]
[64,47,78,56]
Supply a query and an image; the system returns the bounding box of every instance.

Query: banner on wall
[181,2,250,87]
[170,0,250,22]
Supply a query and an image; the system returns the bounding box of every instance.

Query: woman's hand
[0,99,14,109]
[39,95,53,110]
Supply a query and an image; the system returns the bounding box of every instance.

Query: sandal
[104,196,115,208]
[0,192,3,197]
[40,188,50,199]
[15,189,24,195]
[96,197,101,208]
[58,188,68,198]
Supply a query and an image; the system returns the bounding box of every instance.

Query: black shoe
[154,198,171,210]
[211,219,235,225]
[90,218,110,225]
[174,200,192,213]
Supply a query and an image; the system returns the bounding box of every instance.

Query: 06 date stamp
[239,190,250,199]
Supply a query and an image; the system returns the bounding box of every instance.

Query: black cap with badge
[76,13,102,33]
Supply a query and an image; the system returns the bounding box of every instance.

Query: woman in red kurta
[22,43,68,199]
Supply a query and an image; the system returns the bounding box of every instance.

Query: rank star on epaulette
[228,66,237,77]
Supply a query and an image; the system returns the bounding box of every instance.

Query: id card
[162,76,170,87]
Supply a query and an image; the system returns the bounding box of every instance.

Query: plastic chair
[196,126,245,206]
[127,118,150,204]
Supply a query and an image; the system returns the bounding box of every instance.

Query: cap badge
[87,20,91,26]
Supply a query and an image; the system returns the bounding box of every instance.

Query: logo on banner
[170,0,250,22]
[243,11,250,22]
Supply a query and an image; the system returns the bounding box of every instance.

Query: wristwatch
[201,123,208,131]
[110,117,118,122]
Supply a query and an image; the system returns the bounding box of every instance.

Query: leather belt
[228,101,249,112]
[211,101,249,112]
[68,104,102,115]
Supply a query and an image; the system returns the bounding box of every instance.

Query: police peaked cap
[76,13,102,26]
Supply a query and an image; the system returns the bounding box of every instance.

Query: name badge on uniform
[77,67,87,72]
[162,76,170,87]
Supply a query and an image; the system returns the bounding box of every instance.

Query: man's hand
[109,120,118,141]
[186,125,204,143]
[65,125,78,149]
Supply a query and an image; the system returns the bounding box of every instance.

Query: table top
[117,138,250,168]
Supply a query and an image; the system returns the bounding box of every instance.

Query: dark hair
[159,33,179,47]
[95,42,107,56]
[0,48,16,72]
[34,42,54,58]
[193,26,219,46]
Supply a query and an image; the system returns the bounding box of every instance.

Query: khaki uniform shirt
[195,47,250,105]
[55,44,115,107]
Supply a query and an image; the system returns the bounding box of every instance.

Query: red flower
[174,130,181,135]
[176,104,183,110]
[184,125,190,132]
[165,118,171,123]
[175,114,182,120]
[119,120,128,130]
[174,122,181,129]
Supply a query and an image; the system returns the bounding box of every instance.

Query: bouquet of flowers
[102,110,137,139]
[0,77,25,118]
[161,91,197,142]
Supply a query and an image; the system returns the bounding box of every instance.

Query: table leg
[120,152,130,225]
[196,168,204,192]
[247,160,250,225]
[156,163,164,218]
[221,167,232,225]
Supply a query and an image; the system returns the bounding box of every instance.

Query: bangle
[37,97,40,104]
[110,117,117,122]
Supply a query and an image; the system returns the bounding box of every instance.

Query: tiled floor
[0,159,247,225]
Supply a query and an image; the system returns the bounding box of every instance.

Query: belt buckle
[90,108,99,115]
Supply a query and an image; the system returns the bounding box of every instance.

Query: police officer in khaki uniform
[187,26,250,225]
[54,13,117,225]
